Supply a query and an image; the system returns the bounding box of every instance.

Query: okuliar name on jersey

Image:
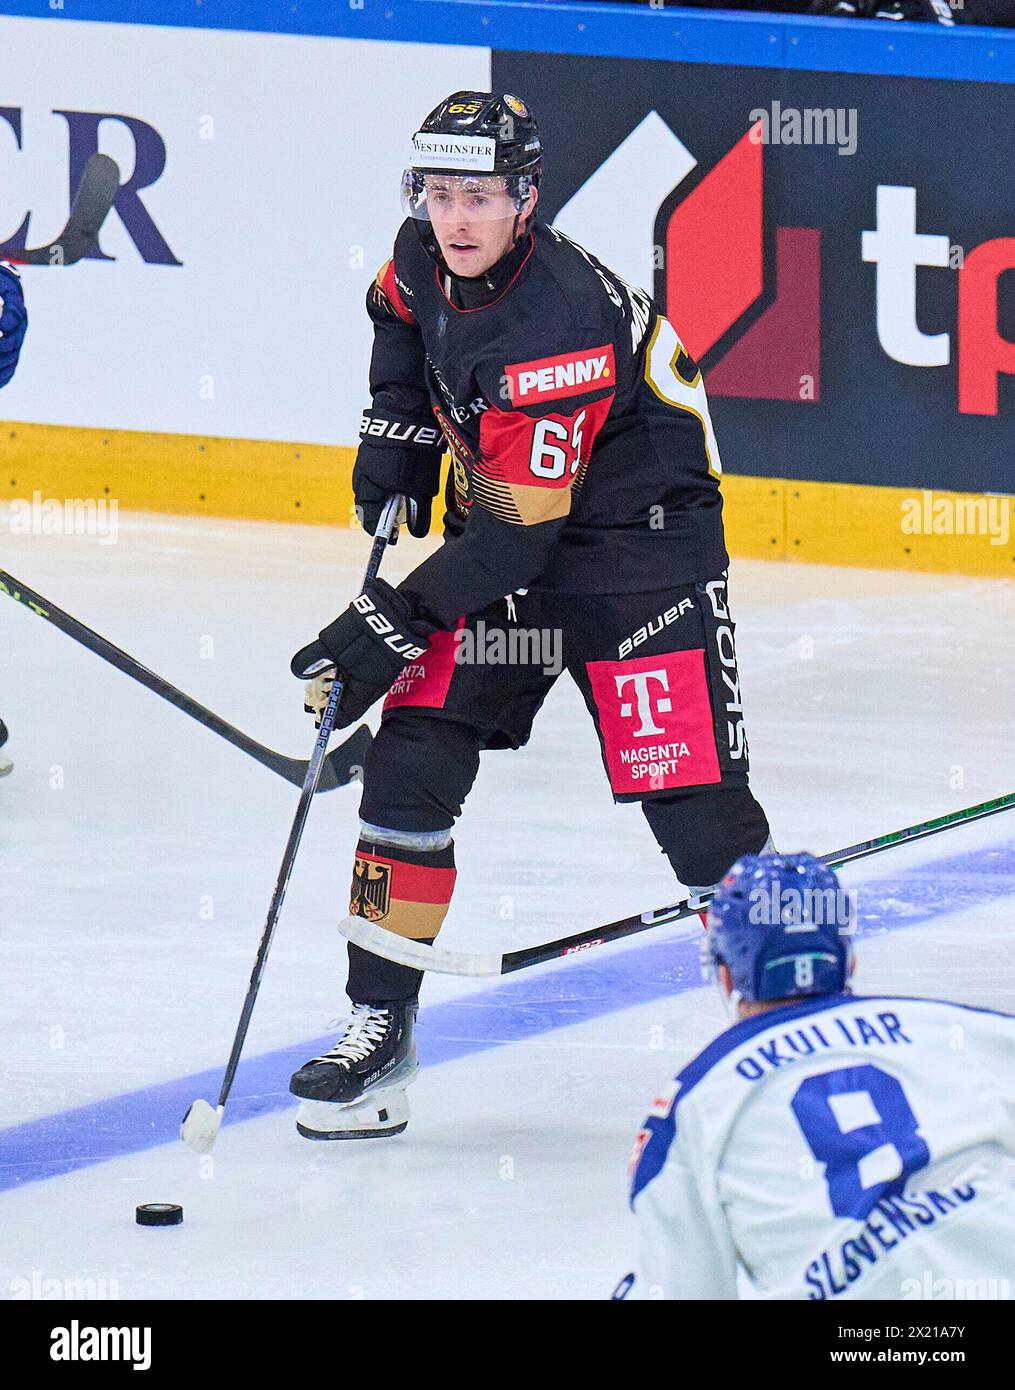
[624,994,1015,1300]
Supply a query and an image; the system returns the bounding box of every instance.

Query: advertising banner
[496,51,1015,492]
[0,17,488,444]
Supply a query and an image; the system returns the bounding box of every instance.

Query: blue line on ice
[1,840,1012,1193]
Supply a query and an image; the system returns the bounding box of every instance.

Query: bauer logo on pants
[586,650,721,793]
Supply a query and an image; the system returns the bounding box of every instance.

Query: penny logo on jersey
[586,650,721,793]
[505,345,615,405]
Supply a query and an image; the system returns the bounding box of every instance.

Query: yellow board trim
[722,475,1015,577]
[2,420,1012,577]
[1,420,359,527]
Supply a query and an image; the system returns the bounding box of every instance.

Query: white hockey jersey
[623,994,1015,1301]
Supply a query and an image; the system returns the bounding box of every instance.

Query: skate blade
[295,1089,410,1141]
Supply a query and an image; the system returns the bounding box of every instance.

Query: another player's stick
[180,495,403,1153]
[340,790,1015,978]
[0,570,371,792]
[6,154,121,266]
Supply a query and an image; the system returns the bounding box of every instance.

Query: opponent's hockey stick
[340,790,1015,978]
[6,154,121,266]
[0,570,371,792]
[181,496,403,1153]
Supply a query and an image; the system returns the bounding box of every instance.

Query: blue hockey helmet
[705,852,855,1003]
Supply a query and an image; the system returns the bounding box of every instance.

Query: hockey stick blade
[317,723,372,790]
[179,1099,223,1154]
[0,569,369,792]
[9,154,120,266]
[338,790,1015,977]
[254,720,371,791]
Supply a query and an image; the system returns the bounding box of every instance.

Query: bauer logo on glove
[351,591,428,661]
[291,578,434,729]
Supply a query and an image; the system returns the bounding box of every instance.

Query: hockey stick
[181,496,403,1153]
[0,570,370,792]
[340,790,1015,978]
[6,154,121,266]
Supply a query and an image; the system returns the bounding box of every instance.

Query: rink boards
[0,4,1013,573]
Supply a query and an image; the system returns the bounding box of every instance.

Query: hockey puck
[136,1203,183,1227]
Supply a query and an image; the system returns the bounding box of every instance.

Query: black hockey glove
[353,412,444,540]
[291,578,434,728]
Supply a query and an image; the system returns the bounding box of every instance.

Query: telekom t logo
[862,185,1015,416]
[616,669,671,737]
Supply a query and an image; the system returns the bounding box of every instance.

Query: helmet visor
[401,170,536,225]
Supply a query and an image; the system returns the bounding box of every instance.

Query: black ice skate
[0,719,11,777]
[290,1001,418,1140]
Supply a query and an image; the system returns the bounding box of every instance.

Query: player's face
[426,176,536,277]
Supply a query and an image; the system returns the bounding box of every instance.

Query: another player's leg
[563,573,772,922]
[641,785,771,921]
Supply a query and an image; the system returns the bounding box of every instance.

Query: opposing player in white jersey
[621,852,1015,1301]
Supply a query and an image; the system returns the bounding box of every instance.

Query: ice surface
[1,511,1012,1299]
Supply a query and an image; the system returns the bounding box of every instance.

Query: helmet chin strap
[511,190,537,245]
[488,202,534,282]
[485,215,527,288]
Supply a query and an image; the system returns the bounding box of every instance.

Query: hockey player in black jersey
[289,92,772,1138]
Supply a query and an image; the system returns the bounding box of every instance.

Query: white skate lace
[310,1005,391,1069]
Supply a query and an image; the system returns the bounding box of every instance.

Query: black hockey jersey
[360,217,728,629]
